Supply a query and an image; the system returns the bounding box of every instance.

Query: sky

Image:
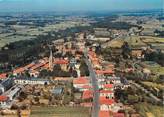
[0,0,163,12]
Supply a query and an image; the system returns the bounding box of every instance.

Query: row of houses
[87,50,125,117]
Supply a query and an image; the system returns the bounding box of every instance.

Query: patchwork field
[30,106,90,117]
[0,35,35,48]
[141,36,164,43]
[134,102,163,117]
[125,36,147,47]
[142,81,164,90]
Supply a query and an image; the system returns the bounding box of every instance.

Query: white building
[14,78,50,85]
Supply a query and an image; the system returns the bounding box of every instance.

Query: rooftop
[0,73,7,79]
[96,70,114,75]
[82,90,93,99]
[99,110,110,117]
[80,102,92,107]
[113,113,125,117]
[99,98,114,105]
[0,95,8,101]
[73,77,89,84]
[54,59,69,64]
[104,84,113,88]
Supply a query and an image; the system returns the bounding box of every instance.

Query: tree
[79,60,89,76]
[19,91,27,99]
[34,97,40,104]
[121,42,131,59]
[39,69,50,77]
[53,64,62,71]
[24,71,30,78]
[72,70,78,78]
[128,95,139,104]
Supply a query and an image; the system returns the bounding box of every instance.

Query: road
[84,49,99,117]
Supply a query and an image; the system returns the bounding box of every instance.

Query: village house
[0,96,9,109]
[73,77,90,91]
[99,90,114,99]
[82,90,93,100]
[103,84,114,91]
[99,110,110,117]
[0,73,7,79]
[80,102,92,107]
[106,76,121,85]
[29,70,39,78]
[53,59,69,71]
[81,85,92,91]
[99,97,115,111]
[14,78,50,85]
[131,48,143,59]
[96,70,115,78]
[52,39,65,51]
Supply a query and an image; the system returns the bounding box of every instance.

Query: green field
[0,35,35,48]
[140,36,164,43]
[142,81,164,90]
[149,66,164,75]
[30,106,90,117]
[125,36,147,47]
[134,102,163,117]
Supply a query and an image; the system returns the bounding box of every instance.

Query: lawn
[134,102,163,117]
[30,106,90,117]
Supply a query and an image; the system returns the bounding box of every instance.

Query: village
[0,25,163,117]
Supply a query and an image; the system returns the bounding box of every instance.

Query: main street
[84,49,99,117]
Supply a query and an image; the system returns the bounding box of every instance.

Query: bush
[128,95,139,104]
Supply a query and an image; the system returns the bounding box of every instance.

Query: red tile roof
[99,111,110,117]
[0,73,7,79]
[82,90,93,99]
[24,63,35,69]
[100,90,113,94]
[13,63,36,74]
[13,67,25,74]
[82,85,92,89]
[54,59,69,64]
[73,77,89,84]
[30,63,45,70]
[113,113,125,117]
[0,96,8,101]
[99,98,114,105]
[104,84,113,88]
[42,63,49,69]
[80,102,92,107]
[88,51,97,57]
[96,70,114,75]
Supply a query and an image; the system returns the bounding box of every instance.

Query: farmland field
[142,81,164,90]
[0,35,36,48]
[134,102,163,117]
[141,36,164,43]
[30,106,90,117]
